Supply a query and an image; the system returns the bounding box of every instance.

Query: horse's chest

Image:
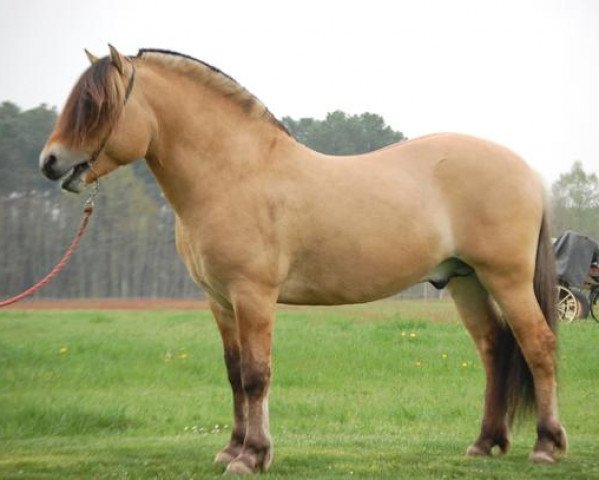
[175,224,275,303]
[175,223,213,288]
[177,244,230,301]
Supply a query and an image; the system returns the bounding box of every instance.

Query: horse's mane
[57,49,289,146]
[136,49,289,135]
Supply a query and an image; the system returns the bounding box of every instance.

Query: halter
[85,60,137,206]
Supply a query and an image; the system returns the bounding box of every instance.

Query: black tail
[533,211,558,334]
[497,211,557,424]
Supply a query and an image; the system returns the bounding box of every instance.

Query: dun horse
[40,46,566,474]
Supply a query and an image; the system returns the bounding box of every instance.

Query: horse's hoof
[224,458,255,475]
[529,450,556,464]
[223,446,272,475]
[466,440,510,457]
[214,450,236,467]
[530,421,567,464]
[466,444,491,457]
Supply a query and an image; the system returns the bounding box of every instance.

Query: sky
[1,0,598,184]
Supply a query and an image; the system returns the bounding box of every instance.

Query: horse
[39,46,567,474]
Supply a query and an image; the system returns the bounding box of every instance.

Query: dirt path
[3,298,210,310]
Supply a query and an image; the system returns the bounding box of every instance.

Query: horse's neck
[144,90,303,220]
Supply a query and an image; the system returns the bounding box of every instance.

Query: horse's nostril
[46,154,57,167]
[41,154,62,180]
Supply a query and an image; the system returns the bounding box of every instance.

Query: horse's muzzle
[40,156,88,193]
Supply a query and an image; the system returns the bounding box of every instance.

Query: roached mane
[136,48,289,135]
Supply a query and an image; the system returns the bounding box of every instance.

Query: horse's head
[40,45,152,193]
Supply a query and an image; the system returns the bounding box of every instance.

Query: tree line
[0,101,597,299]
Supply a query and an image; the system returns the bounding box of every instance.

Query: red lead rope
[0,53,135,308]
[0,203,94,308]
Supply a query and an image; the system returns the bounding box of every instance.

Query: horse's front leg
[210,299,247,467]
[225,286,276,475]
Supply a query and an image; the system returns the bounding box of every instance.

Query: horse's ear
[108,44,125,75]
[84,49,99,65]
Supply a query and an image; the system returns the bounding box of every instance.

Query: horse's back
[279,133,545,304]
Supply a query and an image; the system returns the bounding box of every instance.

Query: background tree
[0,102,198,299]
[551,161,599,239]
[282,111,405,155]
[0,102,57,194]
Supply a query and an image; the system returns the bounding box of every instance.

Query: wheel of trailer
[556,285,580,323]
[591,288,599,323]
[573,289,590,318]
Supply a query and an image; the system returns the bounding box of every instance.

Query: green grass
[1,301,598,479]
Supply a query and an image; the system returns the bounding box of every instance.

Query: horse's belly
[278,243,440,305]
[278,276,419,305]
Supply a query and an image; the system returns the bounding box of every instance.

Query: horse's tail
[499,209,557,423]
[533,210,558,335]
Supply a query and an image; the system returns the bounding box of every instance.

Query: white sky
[1,0,598,183]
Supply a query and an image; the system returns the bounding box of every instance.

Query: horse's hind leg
[448,275,511,456]
[210,298,247,467]
[479,270,567,463]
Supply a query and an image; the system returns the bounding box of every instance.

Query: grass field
[1,300,598,479]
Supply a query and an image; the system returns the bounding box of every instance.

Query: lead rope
[0,179,99,308]
[0,59,136,308]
